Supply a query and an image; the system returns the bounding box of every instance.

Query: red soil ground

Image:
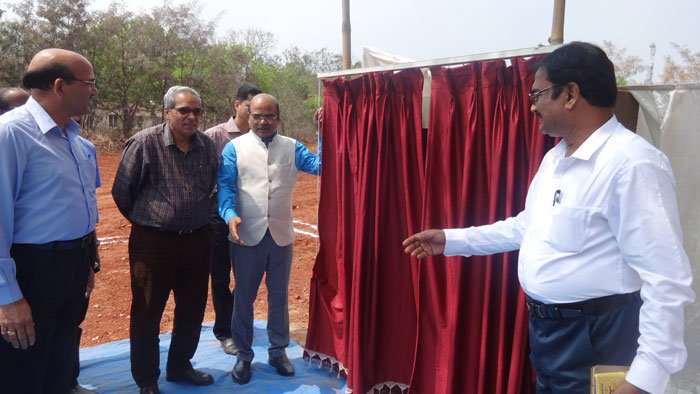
[81,151,320,348]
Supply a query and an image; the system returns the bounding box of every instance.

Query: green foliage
[0,0,340,140]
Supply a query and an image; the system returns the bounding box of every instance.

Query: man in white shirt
[403,42,694,394]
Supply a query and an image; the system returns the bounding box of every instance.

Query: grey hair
[163,86,202,109]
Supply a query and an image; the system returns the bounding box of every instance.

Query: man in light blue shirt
[0,48,100,394]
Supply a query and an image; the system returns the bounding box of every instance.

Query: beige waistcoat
[232,132,298,247]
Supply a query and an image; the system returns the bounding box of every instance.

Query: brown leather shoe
[166,367,214,386]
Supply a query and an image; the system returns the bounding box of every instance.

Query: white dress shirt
[443,116,694,393]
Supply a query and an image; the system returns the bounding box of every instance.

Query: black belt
[137,224,207,236]
[525,291,641,320]
[14,231,95,252]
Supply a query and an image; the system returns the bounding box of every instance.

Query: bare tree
[600,40,647,85]
[662,43,700,84]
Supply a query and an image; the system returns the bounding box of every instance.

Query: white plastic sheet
[629,85,700,394]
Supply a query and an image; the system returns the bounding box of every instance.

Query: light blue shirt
[0,97,99,305]
[217,131,320,224]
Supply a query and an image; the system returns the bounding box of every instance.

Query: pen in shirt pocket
[552,189,562,206]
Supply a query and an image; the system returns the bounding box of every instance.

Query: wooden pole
[549,0,565,45]
[342,0,351,70]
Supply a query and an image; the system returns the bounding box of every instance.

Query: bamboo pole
[342,0,351,70]
[549,0,565,45]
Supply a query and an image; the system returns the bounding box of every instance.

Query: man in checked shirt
[112,86,218,394]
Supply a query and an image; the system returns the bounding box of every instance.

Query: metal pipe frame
[317,44,562,79]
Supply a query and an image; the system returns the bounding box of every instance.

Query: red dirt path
[81,152,320,348]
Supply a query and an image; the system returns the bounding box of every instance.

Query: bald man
[0,49,100,393]
[0,87,30,115]
[217,94,321,384]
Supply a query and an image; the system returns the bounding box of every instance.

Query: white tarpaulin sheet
[362,47,431,129]
[627,85,700,394]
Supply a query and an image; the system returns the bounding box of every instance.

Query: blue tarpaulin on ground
[76,321,346,393]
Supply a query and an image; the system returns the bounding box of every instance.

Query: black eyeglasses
[250,114,277,121]
[173,107,203,116]
[528,85,559,103]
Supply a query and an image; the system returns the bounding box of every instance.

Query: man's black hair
[22,62,76,91]
[535,41,617,108]
[0,87,29,112]
[235,83,263,102]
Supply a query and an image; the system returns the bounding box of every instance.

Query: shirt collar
[552,115,618,161]
[25,97,81,141]
[251,130,278,147]
[224,117,241,134]
[163,122,204,149]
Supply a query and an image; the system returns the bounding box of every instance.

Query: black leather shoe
[139,384,160,394]
[269,353,295,376]
[220,337,238,355]
[166,367,214,386]
[231,359,251,384]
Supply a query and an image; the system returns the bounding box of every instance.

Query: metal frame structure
[317,44,562,79]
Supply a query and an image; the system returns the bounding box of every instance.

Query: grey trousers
[230,230,293,362]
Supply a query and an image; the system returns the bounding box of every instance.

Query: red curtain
[305,69,425,393]
[305,56,555,393]
[410,57,553,393]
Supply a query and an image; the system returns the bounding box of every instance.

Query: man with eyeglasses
[0,87,30,115]
[112,86,218,394]
[203,83,262,356]
[403,42,694,394]
[217,93,321,385]
[0,48,101,393]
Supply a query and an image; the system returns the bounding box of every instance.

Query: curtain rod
[317,44,562,79]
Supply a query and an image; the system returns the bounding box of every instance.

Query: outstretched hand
[402,229,446,259]
[228,216,244,245]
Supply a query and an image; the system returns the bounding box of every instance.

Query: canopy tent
[306,47,699,394]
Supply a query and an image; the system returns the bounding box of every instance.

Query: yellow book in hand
[590,365,629,394]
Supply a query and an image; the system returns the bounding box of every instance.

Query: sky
[79,0,699,81]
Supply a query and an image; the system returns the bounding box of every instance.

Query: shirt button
[268,196,271,200]
[267,214,271,218]
[269,179,272,183]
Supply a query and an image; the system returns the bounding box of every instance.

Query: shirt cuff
[443,228,473,257]
[222,208,237,225]
[0,258,23,305]
[626,354,670,394]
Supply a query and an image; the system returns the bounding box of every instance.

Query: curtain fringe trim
[303,348,349,378]
[302,349,410,394]
[364,381,410,394]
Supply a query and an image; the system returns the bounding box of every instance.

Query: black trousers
[0,240,92,394]
[528,294,642,394]
[71,294,90,389]
[209,195,235,340]
[128,224,212,388]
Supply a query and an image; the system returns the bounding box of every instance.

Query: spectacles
[528,85,559,103]
[173,107,203,116]
[250,114,277,121]
[72,78,97,89]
